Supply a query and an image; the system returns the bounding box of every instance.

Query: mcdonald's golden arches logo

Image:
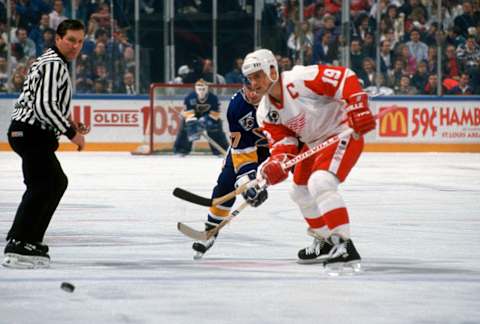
[379,107,408,137]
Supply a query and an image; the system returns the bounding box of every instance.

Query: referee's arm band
[65,126,76,139]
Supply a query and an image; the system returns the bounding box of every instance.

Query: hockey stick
[282,128,353,170]
[201,131,228,156]
[173,107,394,207]
[177,201,249,240]
[282,107,397,168]
[173,181,252,207]
[172,128,353,207]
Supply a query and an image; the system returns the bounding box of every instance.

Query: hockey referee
[3,20,86,269]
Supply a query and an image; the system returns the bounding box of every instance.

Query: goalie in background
[192,77,269,259]
[173,79,229,156]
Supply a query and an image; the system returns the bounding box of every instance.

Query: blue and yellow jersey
[227,90,269,177]
[207,90,269,219]
[182,91,221,121]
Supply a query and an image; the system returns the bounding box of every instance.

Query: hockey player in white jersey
[241,49,376,271]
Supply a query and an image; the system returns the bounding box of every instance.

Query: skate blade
[193,252,205,260]
[2,254,50,269]
[296,256,330,265]
[324,261,362,276]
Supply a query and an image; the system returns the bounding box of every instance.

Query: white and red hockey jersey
[256,64,367,156]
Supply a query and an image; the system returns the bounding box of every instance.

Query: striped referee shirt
[11,47,76,139]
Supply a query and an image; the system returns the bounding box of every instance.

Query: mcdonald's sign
[379,107,408,137]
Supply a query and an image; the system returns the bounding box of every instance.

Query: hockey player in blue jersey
[173,79,229,156]
[192,78,270,259]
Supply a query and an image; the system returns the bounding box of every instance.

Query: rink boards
[0,94,479,152]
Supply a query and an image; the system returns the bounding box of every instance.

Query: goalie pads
[186,119,202,141]
[199,116,222,133]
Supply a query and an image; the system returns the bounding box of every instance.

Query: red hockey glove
[347,103,376,135]
[260,154,290,186]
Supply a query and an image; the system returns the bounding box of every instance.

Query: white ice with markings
[1,152,480,324]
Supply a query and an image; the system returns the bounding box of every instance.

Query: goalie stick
[201,131,228,156]
[177,201,249,240]
[172,107,395,207]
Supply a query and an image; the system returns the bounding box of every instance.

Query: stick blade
[172,187,213,207]
[177,222,208,240]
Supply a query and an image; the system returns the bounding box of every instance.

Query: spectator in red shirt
[443,44,460,79]
[350,0,370,18]
[324,0,341,16]
[447,73,474,95]
[423,74,441,95]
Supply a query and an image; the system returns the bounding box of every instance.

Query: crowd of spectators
[173,0,480,95]
[0,0,154,94]
[1,0,480,95]
[279,0,480,95]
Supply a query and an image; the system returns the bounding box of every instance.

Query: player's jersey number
[230,128,267,148]
[321,68,342,87]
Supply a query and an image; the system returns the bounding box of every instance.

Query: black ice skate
[323,235,361,274]
[297,237,333,264]
[192,223,218,260]
[3,239,50,269]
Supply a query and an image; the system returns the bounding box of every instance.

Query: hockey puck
[60,282,75,293]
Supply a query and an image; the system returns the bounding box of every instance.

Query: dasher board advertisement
[371,99,480,143]
[1,95,479,152]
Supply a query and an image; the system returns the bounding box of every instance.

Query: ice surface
[1,152,480,324]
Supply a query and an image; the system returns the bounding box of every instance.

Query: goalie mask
[241,49,279,83]
[194,79,209,100]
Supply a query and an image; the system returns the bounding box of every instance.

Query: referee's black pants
[7,121,68,243]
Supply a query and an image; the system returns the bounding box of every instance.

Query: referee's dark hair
[56,19,85,37]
